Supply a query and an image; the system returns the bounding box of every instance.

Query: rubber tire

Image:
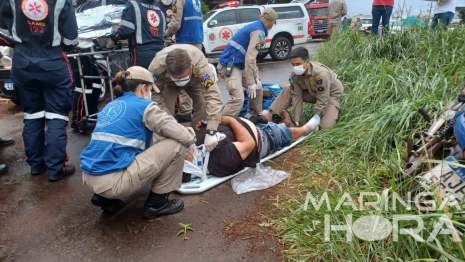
[9,96,20,106]
[270,37,291,61]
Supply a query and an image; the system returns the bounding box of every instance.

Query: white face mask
[170,75,190,87]
[144,86,152,100]
[144,92,152,100]
[292,65,306,75]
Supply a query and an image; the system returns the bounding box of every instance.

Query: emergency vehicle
[306,1,331,39]
[202,3,309,61]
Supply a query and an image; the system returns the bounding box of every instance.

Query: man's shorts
[257,122,292,155]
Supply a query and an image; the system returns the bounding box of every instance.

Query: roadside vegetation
[273,26,465,261]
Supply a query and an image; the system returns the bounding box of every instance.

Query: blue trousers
[431,12,454,30]
[371,5,393,35]
[12,49,73,178]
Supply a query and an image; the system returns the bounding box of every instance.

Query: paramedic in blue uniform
[217,7,278,117]
[81,66,196,218]
[164,0,204,123]
[106,0,171,69]
[0,0,78,181]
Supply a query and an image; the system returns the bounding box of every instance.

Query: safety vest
[176,0,203,44]
[80,93,153,176]
[219,20,267,70]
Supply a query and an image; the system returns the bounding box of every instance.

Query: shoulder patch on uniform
[317,85,324,92]
[152,73,158,81]
[198,68,214,89]
[258,33,265,41]
[123,5,128,11]
[172,5,177,13]
[289,77,294,84]
[314,74,323,85]
[255,43,261,50]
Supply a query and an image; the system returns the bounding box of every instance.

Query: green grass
[275,26,465,261]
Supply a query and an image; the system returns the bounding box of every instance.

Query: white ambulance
[202,3,309,61]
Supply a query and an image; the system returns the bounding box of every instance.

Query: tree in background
[201,0,210,13]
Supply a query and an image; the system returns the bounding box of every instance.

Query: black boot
[91,194,125,213]
[142,192,184,219]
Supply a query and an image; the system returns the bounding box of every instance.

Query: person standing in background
[354,17,362,31]
[1,0,79,181]
[328,0,347,35]
[431,0,457,30]
[371,0,394,35]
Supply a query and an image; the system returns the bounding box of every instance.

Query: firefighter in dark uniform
[0,0,78,181]
[107,0,173,69]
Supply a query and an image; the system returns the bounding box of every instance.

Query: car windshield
[307,7,328,16]
[203,11,217,22]
[361,19,372,24]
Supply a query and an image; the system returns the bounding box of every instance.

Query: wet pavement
[0,42,321,262]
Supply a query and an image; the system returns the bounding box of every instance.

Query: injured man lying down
[185,111,320,178]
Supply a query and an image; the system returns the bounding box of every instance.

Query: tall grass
[276,26,465,261]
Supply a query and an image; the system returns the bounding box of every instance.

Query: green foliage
[458,9,465,25]
[177,223,194,240]
[277,25,465,261]
[201,0,210,14]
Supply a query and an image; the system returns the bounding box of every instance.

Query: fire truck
[305,1,330,39]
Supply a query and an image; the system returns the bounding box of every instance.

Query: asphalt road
[0,42,321,262]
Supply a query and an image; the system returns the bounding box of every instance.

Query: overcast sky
[344,0,465,17]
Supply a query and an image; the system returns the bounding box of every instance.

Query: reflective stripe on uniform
[91,132,145,150]
[63,37,79,46]
[24,111,45,119]
[130,1,143,44]
[120,19,135,29]
[92,83,102,89]
[184,16,203,21]
[9,0,22,43]
[159,8,166,34]
[45,112,69,121]
[74,87,93,94]
[229,40,246,56]
[52,0,67,46]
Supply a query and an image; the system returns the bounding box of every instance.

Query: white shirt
[435,0,457,14]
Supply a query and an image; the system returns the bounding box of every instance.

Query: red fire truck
[306,1,330,39]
